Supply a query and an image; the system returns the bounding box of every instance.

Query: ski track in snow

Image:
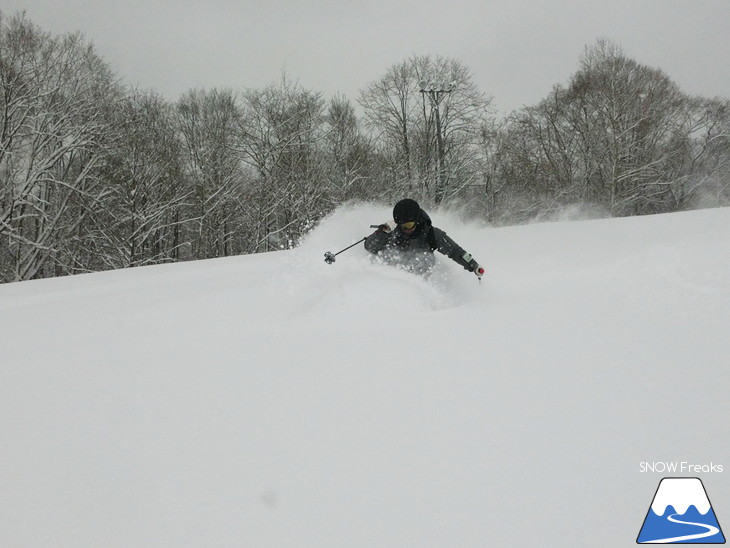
[642,514,720,543]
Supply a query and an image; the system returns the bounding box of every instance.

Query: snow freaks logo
[637,478,726,544]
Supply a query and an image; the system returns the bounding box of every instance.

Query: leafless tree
[237,76,329,251]
[359,60,416,196]
[493,39,728,220]
[566,40,688,214]
[0,12,123,281]
[359,55,493,205]
[3,11,728,282]
[176,88,245,258]
[679,97,730,208]
[322,94,376,203]
[97,90,190,268]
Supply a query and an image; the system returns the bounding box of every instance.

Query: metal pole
[433,100,446,204]
[324,237,368,264]
[419,81,454,205]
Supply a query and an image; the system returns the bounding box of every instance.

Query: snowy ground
[1,204,729,547]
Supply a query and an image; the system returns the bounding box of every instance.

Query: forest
[1,10,728,282]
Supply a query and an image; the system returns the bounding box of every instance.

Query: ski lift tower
[419,80,455,204]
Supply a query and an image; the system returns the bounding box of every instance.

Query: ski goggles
[400,221,417,230]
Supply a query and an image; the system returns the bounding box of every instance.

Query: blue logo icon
[637,477,725,544]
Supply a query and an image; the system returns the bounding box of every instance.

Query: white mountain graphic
[651,478,712,516]
[637,478,725,544]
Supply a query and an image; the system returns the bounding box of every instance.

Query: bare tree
[568,39,689,215]
[0,12,123,281]
[176,88,245,258]
[359,55,493,205]
[679,97,730,208]
[493,39,727,220]
[4,11,727,282]
[96,90,190,268]
[237,76,328,251]
[413,55,493,204]
[322,94,375,203]
[359,60,416,196]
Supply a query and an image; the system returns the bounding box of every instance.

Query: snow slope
[1,204,729,547]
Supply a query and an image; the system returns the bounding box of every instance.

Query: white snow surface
[650,478,711,516]
[1,204,730,547]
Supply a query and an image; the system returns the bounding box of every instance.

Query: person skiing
[364,198,485,278]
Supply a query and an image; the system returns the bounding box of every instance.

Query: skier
[364,198,485,278]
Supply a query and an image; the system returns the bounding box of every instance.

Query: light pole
[419,80,455,204]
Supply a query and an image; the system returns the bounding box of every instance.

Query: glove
[468,258,485,279]
[377,221,394,233]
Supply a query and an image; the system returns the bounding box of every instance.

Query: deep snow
[1,204,729,547]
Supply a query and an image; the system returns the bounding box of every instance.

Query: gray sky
[4,0,729,114]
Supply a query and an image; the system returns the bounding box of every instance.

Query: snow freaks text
[639,462,724,474]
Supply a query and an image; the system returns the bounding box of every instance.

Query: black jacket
[364,210,475,271]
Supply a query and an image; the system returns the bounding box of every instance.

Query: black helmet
[393,199,421,224]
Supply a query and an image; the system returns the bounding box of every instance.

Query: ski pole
[324,237,367,264]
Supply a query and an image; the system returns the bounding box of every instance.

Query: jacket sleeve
[431,227,476,270]
[364,229,389,254]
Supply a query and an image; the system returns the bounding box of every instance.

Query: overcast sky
[4,0,729,114]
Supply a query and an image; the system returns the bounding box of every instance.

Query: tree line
[1,12,728,283]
